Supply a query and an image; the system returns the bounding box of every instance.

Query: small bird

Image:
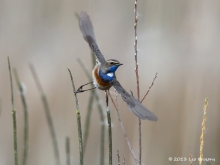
[76,11,157,121]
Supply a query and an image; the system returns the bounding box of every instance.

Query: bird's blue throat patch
[99,70,115,83]
[108,65,119,72]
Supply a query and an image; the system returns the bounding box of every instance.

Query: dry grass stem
[30,64,60,165]
[77,57,105,165]
[106,91,112,165]
[67,69,83,165]
[199,97,208,165]
[65,137,71,165]
[8,57,18,165]
[14,69,29,165]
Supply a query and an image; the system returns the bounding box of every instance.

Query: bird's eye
[110,62,114,65]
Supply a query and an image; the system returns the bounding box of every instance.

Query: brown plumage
[92,64,113,90]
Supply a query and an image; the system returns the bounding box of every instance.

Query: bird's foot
[74,82,96,94]
[74,85,86,94]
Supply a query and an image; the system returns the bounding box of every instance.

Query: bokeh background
[0,0,219,165]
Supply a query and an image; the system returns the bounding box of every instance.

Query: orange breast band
[94,66,112,90]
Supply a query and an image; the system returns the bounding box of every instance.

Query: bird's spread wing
[112,79,158,121]
[79,11,106,64]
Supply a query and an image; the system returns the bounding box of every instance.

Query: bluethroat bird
[76,11,158,121]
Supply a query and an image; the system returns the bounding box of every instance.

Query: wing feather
[79,11,106,64]
[113,79,158,121]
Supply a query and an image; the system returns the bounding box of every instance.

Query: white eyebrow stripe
[107,59,119,64]
[107,73,114,77]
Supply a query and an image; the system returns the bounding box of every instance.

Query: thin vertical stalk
[106,91,112,165]
[29,64,60,165]
[77,58,94,153]
[108,91,138,164]
[123,157,125,165]
[66,137,71,165]
[134,0,141,164]
[8,57,18,165]
[77,57,105,165]
[14,69,29,165]
[83,91,94,152]
[89,54,106,164]
[95,92,105,165]
[138,119,141,165]
[68,69,83,165]
[0,98,2,116]
[117,150,120,165]
[199,97,208,165]
[134,0,140,100]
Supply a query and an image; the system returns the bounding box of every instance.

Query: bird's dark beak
[117,63,123,66]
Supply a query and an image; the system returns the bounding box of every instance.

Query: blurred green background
[0,0,219,165]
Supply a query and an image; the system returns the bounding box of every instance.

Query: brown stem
[141,72,158,103]
[134,0,142,164]
[134,0,139,100]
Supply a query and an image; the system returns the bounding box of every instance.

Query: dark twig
[117,150,120,165]
[14,69,29,165]
[67,69,83,165]
[8,57,18,165]
[77,57,105,165]
[108,91,138,164]
[106,91,112,165]
[141,73,158,103]
[29,64,60,165]
[66,137,71,165]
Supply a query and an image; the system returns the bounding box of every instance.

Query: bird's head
[103,59,123,73]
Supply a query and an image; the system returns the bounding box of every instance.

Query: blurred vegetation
[1,1,219,165]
